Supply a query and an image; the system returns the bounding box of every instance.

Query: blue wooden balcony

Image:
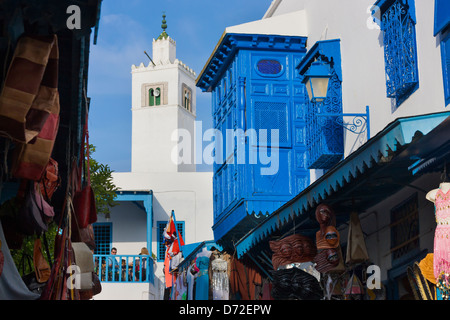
[94,254,154,283]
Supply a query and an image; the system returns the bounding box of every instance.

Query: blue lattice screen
[380,0,419,107]
[257,60,283,75]
[93,223,112,255]
[254,101,288,145]
[306,72,344,169]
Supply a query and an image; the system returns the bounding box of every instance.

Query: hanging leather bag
[73,113,97,229]
[17,181,52,235]
[345,211,369,264]
[33,238,51,283]
[39,157,60,202]
[0,240,4,278]
[0,34,59,144]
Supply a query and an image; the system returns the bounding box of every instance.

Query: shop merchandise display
[427,182,450,300]
[210,251,230,300]
[269,233,321,300]
[313,204,345,275]
[346,211,369,265]
[271,267,323,300]
[269,234,317,270]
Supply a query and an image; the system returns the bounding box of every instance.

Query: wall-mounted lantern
[302,59,332,103]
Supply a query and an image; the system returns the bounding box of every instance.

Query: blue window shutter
[378,0,419,108]
[434,0,450,36]
[442,33,450,106]
[93,222,112,255]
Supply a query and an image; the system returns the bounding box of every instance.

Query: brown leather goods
[316,226,340,250]
[271,268,323,300]
[0,240,4,278]
[345,211,369,264]
[71,219,96,251]
[314,247,345,274]
[314,248,339,273]
[11,94,60,182]
[0,34,59,144]
[39,157,60,201]
[33,238,51,283]
[269,234,317,270]
[73,113,97,229]
[315,203,336,227]
[17,181,52,235]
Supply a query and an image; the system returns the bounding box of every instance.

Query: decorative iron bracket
[317,105,370,140]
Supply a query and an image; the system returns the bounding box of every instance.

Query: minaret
[130,14,197,173]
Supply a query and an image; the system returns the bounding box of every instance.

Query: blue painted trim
[296,39,342,82]
[235,111,450,258]
[94,253,154,284]
[434,0,450,36]
[374,0,416,26]
[177,240,223,271]
[197,33,307,92]
[441,31,450,106]
[115,190,153,255]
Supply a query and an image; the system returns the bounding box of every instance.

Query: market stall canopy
[177,241,223,271]
[235,111,450,259]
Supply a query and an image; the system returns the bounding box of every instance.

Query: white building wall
[266,0,446,156]
[102,32,211,299]
[107,171,213,299]
[265,0,446,285]
[130,37,197,173]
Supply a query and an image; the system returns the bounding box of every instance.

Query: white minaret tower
[131,14,197,173]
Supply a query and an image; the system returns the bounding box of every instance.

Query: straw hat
[140,247,150,255]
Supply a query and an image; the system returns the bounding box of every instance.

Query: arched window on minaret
[149,88,155,106]
[155,87,161,105]
[184,89,191,112]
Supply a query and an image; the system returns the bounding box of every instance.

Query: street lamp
[302,60,332,103]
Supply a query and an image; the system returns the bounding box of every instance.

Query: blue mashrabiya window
[434,0,450,106]
[375,0,419,108]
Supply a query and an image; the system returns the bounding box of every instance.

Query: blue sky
[87,0,273,172]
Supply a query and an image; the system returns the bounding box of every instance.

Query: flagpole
[171,210,183,254]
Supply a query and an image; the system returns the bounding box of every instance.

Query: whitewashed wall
[266,0,446,284]
[265,0,446,155]
[110,171,214,297]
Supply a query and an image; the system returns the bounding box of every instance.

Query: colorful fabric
[229,257,262,300]
[434,188,450,280]
[163,214,185,288]
[419,253,436,285]
[194,256,210,300]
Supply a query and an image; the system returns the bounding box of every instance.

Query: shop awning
[235,111,450,259]
[177,241,223,271]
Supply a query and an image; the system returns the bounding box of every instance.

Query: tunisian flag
[164,213,184,288]
[164,214,184,256]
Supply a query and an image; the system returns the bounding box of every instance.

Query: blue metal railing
[94,254,154,284]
